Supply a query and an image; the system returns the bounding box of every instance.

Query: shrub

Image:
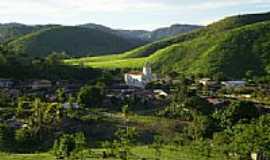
[53,132,87,159]
[77,85,104,108]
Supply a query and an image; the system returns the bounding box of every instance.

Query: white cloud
[0,0,176,23]
[186,0,270,11]
[0,0,59,15]
[0,0,270,29]
[1,0,270,16]
[0,0,171,14]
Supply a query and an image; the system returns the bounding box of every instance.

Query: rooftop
[127,71,144,76]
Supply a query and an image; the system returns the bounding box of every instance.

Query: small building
[124,64,152,88]
[63,103,80,109]
[153,89,169,97]
[0,79,14,88]
[207,97,228,107]
[221,81,246,88]
[198,78,218,86]
[251,152,269,160]
[32,80,52,90]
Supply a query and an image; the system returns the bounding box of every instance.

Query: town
[1,3,270,160]
[1,64,270,122]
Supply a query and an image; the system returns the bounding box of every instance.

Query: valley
[0,11,270,160]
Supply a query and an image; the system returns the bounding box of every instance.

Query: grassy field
[0,145,228,160]
[64,54,147,69]
[0,111,228,160]
[0,152,54,160]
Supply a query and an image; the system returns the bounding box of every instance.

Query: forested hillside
[6,26,145,57]
[0,23,58,43]
[67,12,270,79]
[0,23,201,58]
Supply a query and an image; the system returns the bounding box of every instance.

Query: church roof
[127,71,143,76]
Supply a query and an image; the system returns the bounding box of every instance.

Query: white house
[221,81,246,88]
[198,78,218,86]
[154,89,169,97]
[32,80,52,90]
[124,64,152,88]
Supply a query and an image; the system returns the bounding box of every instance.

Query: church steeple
[143,63,151,76]
[124,63,153,88]
[143,63,152,82]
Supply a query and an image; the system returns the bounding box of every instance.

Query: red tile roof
[127,71,143,76]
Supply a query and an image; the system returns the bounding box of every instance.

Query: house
[124,64,152,88]
[32,80,52,90]
[153,89,169,97]
[63,103,80,109]
[0,79,14,88]
[221,81,246,88]
[207,97,229,107]
[198,78,218,86]
[251,152,269,160]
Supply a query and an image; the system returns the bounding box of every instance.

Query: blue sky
[0,0,270,30]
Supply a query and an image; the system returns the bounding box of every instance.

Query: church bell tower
[143,63,152,81]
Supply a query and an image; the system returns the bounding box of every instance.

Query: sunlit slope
[148,21,270,77]
[66,12,270,78]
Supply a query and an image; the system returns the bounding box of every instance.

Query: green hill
[3,23,201,57]
[66,12,270,79]
[7,26,145,57]
[0,23,58,43]
[149,20,270,78]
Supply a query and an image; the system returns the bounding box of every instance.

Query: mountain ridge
[78,23,203,41]
[1,22,201,57]
[0,22,202,43]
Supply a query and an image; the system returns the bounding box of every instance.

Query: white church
[124,64,153,88]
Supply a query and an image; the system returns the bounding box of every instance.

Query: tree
[213,72,226,81]
[19,99,63,141]
[53,134,76,159]
[184,96,213,115]
[77,85,104,108]
[0,124,14,151]
[46,52,67,65]
[0,54,7,65]
[113,127,137,160]
[0,90,10,108]
[53,132,88,159]
[56,88,65,103]
[213,114,270,159]
[213,101,259,128]
[15,128,39,152]
[245,70,255,80]
[172,79,189,104]
[186,114,217,140]
[121,104,129,118]
[192,139,212,158]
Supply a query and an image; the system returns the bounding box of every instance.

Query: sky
[0,0,270,30]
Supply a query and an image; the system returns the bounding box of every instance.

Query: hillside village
[1,11,270,160]
[1,64,270,159]
[1,64,270,114]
